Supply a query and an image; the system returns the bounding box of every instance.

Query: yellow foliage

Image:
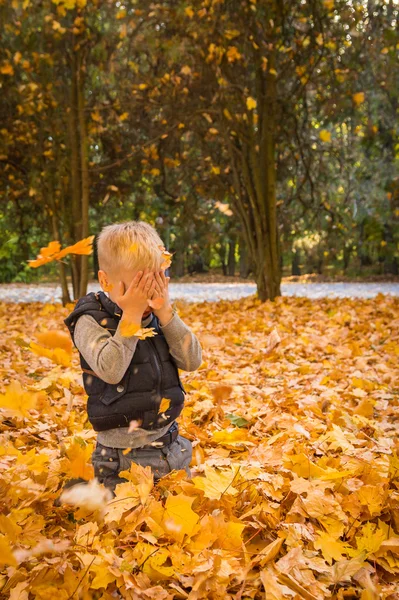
[246,96,257,110]
[353,91,365,105]
[319,129,331,142]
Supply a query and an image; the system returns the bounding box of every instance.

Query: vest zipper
[147,338,163,401]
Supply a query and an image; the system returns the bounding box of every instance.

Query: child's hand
[150,270,173,324]
[117,268,157,324]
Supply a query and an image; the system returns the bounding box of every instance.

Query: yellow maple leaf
[27,235,94,268]
[0,381,39,417]
[357,485,385,517]
[161,494,199,543]
[0,535,16,566]
[63,440,94,480]
[246,96,257,110]
[212,428,248,446]
[192,465,239,500]
[118,461,154,505]
[104,482,142,523]
[143,546,175,581]
[355,521,386,556]
[185,6,194,18]
[314,532,350,564]
[319,129,331,142]
[56,235,95,259]
[90,562,117,589]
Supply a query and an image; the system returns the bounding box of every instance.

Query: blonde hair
[96,220,164,275]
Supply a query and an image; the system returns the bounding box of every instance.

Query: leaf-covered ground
[0,294,399,599]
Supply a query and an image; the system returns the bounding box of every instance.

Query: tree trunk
[68,49,82,300]
[343,244,352,274]
[227,237,236,276]
[239,241,250,278]
[51,210,71,305]
[218,242,227,276]
[292,249,301,276]
[77,53,90,299]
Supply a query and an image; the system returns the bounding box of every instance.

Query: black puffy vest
[63,291,186,432]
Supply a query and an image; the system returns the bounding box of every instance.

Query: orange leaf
[35,329,73,354]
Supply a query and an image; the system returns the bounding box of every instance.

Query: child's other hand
[150,271,173,324]
[117,268,156,324]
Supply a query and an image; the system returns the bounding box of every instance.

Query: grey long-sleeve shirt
[73,308,202,448]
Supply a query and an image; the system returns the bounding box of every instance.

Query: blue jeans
[91,434,193,492]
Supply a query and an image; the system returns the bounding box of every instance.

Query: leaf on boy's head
[129,242,139,253]
[160,250,173,270]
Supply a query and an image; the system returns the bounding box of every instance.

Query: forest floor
[0,294,398,597]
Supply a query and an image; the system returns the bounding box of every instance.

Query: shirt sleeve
[73,314,140,384]
[160,311,202,371]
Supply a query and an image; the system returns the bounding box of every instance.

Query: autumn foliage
[0,294,398,598]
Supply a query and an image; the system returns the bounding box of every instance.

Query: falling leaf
[35,330,72,354]
[29,341,71,366]
[158,398,171,414]
[59,478,113,513]
[27,236,94,268]
[128,419,143,432]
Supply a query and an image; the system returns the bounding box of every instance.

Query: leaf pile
[0,294,399,599]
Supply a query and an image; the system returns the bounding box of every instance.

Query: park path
[0,281,398,304]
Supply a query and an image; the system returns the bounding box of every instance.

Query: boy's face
[98,267,153,318]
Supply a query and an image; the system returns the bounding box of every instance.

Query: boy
[63,221,202,493]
